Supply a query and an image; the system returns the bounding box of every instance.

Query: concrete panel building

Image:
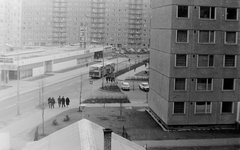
[149,0,240,129]
[2,0,151,50]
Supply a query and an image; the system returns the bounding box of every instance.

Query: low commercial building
[0,45,112,84]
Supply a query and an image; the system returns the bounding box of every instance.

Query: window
[225,32,237,44]
[198,55,214,67]
[200,6,215,19]
[198,31,215,43]
[196,78,213,91]
[224,55,236,67]
[221,102,233,113]
[175,54,187,67]
[223,78,235,90]
[173,102,185,114]
[176,30,188,43]
[195,102,212,114]
[177,5,189,18]
[174,78,186,91]
[226,8,238,20]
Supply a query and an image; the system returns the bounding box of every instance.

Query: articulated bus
[89,61,115,78]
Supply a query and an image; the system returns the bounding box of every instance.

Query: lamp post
[102,43,104,88]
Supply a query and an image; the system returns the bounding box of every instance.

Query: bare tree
[73,73,83,112]
[38,74,47,135]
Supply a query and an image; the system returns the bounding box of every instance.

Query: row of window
[176,30,238,44]
[175,54,237,68]
[174,78,235,91]
[173,101,234,115]
[177,5,238,21]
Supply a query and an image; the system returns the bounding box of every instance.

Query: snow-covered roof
[22,119,145,150]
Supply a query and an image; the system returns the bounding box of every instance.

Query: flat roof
[0,45,102,61]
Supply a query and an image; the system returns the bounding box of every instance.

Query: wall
[32,67,44,77]
[52,60,77,71]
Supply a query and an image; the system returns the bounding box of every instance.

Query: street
[0,54,149,123]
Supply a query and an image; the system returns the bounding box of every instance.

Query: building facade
[149,0,240,129]
[0,0,22,52]
[18,0,151,49]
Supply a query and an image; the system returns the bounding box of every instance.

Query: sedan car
[121,82,130,91]
[139,82,149,92]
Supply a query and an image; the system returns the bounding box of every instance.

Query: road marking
[21,98,34,103]
[5,104,16,109]
[54,87,62,91]
[67,83,74,86]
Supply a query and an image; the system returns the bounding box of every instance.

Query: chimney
[103,128,112,150]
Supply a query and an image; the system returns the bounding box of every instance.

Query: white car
[121,82,130,91]
[139,82,149,92]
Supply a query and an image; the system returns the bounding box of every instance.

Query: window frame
[225,7,238,21]
[222,78,235,91]
[176,30,189,43]
[197,54,214,68]
[196,78,213,91]
[224,31,238,45]
[194,102,212,114]
[223,55,236,68]
[174,78,187,91]
[175,54,188,67]
[220,102,234,114]
[198,30,215,44]
[199,6,216,20]
[173,102,186,114]
[176,5,189,19]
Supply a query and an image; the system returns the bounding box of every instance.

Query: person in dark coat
[51,97,55,108]
[58,96,61,107]
[66,97,70,107]
[47,97,51,108]
[62,96,66,107]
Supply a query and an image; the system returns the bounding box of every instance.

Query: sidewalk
[0,57,129,101]
[2,57,239,150]
[0,57,148,150]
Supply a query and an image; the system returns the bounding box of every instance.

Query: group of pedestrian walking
[48,96,70,109]
[57,96,70,108]
[47,97,56,109]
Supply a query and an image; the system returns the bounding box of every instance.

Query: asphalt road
[0,54,149,122]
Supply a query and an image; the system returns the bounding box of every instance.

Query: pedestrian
[66,97,70,107]
[51,97,55,108]
[62,96,66,107]
[58,96,61,107]
[47,97,51,108]
[86,63,88,67]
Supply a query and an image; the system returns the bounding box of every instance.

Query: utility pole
[102,43,104,88]
[79,73,83,112]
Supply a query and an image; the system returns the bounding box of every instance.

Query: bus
[93,46,114,62]
[89,61,115,78]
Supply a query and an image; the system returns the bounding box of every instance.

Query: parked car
[139,82,149,92]
[121,82,130,91]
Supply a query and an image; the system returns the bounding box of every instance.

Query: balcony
[91,11,105,14]
[53,9,67,13]
[129,25,142,29]
[91,14,105,18]
[129,5,142,10]
[129,21,142,25]
[129,11,142,15]
[53,0,66,3]
[91,0,105,4]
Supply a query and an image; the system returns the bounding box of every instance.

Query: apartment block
[0,0,22,52]
[149,0,240,129]
[19,0,151,49]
